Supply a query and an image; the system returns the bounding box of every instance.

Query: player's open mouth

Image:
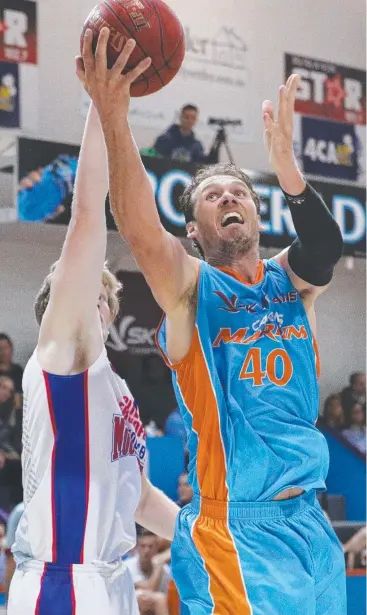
[221,212,244,227]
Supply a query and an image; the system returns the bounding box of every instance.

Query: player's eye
[235,190,246,197]
[207,192,219,201]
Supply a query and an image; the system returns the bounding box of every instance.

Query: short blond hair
[34,261,122,326]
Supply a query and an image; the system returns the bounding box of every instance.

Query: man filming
[153,104,224,163]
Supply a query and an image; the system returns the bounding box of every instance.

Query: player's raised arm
[78,29,199,317]
[264,75,343,303]
[37,95,109,374]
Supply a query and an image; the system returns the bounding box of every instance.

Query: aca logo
[301,116,359,182]
[303,133,355,167]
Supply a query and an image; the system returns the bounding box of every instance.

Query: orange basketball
[81,0,185,97]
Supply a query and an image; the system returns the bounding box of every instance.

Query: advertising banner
[285,54,366,126]
[0,0,37,64]
[106,271,162,360]
[18,137,79,222]
[300,116,363,183]
[18,138,366,257]
[0,60,19,127]
[105,271,177,429]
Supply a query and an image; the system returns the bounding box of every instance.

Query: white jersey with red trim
[13,348,146,566]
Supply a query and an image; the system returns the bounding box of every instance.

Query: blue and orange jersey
[157,259,329,502]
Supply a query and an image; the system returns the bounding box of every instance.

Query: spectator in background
[317,394,345,431]
[0,334,23,411]
[126,529,171,615]
[0,376,21,452]
[177,472,193,508]
[0,376,15,424]
[341,402,366,455]
[154,105,222,164]
[0,376,22,509]
[4,502,24,603]
[341,372,366,414]
[165,407,186,442]
[343,526,366,570]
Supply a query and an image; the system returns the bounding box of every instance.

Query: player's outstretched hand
[262,74,301,179]
[76,27,151,124]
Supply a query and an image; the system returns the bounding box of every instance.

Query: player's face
[98,285,111,343]
[188,176,260,259]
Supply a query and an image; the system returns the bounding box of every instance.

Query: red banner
[285,54,366,126]
[0,0,37,64]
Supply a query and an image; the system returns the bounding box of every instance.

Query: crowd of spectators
[121,471,193,615]
[317,372,366,455]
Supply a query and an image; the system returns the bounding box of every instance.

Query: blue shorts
[172,491,346,615]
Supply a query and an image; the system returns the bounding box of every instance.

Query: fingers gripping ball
[81,0,185,97]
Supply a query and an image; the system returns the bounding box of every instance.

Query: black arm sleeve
[283,183,344,286]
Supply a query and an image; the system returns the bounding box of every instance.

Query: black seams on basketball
[81,0,185,97]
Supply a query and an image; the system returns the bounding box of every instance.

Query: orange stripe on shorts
[176,326,252,614]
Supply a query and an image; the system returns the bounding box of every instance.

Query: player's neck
[207,246,261,283]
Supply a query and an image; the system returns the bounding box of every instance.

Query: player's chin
[218,223,246,238]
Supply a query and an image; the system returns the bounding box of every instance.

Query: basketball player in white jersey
[7,34,178,615]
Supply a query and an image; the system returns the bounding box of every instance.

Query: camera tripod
[212,127,236,165]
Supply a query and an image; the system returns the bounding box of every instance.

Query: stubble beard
[216,225,260,261]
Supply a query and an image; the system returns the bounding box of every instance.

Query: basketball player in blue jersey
[8,30,179,615]
[80,29,346,615]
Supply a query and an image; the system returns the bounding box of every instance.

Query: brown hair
[34,261,122,326]
[180,163,261,223]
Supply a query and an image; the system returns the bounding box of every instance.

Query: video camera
[208,118,243,128]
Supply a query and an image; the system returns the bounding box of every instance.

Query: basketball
[81,0,185,97]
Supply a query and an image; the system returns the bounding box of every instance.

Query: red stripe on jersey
[43,372,57,562]
[80,370,90,564]
[70,565,77,614]
[34,563,47,615]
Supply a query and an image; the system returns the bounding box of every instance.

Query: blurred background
[0,0,365,613]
